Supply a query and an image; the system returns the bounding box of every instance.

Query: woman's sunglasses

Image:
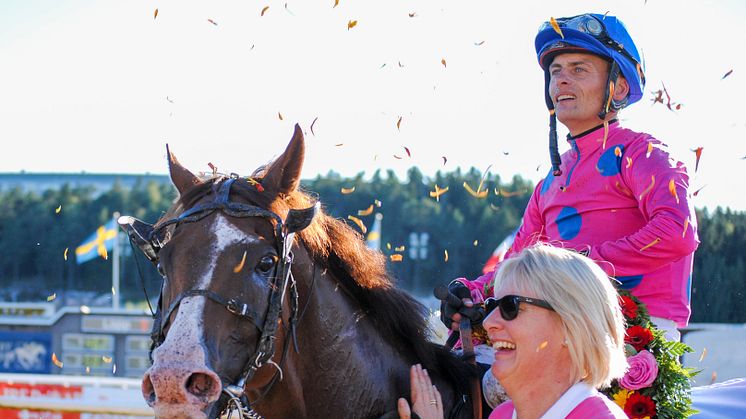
[484,295,555,320]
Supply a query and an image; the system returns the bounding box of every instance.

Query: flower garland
[602,290,698,418]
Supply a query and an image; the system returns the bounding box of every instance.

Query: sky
[1,0,745,211]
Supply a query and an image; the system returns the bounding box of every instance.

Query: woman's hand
[397,364,443,419]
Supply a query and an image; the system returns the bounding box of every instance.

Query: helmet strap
[598,60,626,120]
[544,69,562,176]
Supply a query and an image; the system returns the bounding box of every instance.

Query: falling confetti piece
[441,58,447,68]
[639,175,655,200]
[52,353,63,368]
[347,20,357,30]
[341,186,355,194]
[80,305,91,314]
[722,69,733,80]
[55,205,62,214]
[154,9,158,20]
[442,156,447,165]
[683,217,690,238]
[335,143,344,147]
[47,293,56,302]
[490,204,500,211]
[284,3,294,15]
[398,61,404,68]
[390,254,403,262]
[408,12,416,17]
[614,146,622,157]
[102,356,113,363]
[233,251,247,273]
[101,247,108,260]
[699,347,707,362]
[640,237,661,252]
[499,189,527,198]
[278,112,283,120]
[693,185,707,197]
[261,6,269,16]
[536,341,549,352]
[357,204,374,216]
[208,162,218,175]
[626,157,633,169]
[393,155,403,159]
[310,117,318,135]
[692,147,703,172]
[394,245,405,252]
[550,17,564,38]
[347,215,367,234]
[386,243,392,250]
[463,182,488,198]
[710,372,717,384]
[444,250,449,262]
[602,121,610,149]
[64,248,69,261]
[333,0,339,7]
[403,146,411,157]
[207,18,218,26]
[374,199,382,207]
[112,287,116,296]
[668,179,680,204]
[474,41,485,46]
[113,364,117,374]
[397,116,402,130]
[473,240,478,246]
[166,96,174,103]
[429,185,449,201]
[646,142,653,158]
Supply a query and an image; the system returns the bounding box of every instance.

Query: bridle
[119,175,319,417]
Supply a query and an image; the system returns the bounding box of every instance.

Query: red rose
[620,295,639,319]
[625,325,654,352]
[624,392,657,418]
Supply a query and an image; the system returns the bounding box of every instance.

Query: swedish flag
[75,219,118,264]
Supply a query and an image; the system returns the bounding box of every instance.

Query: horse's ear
[166,144,201,195]
[263,124,305,196]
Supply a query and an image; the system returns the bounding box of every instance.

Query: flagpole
[112,212,120,310]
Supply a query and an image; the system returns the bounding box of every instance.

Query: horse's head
[120,125,317,418]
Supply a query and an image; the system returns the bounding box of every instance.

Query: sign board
[80,316,151,335]
[0,332,52,374]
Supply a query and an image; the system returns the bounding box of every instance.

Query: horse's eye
[256,255,278,274]
[156,262,167,277]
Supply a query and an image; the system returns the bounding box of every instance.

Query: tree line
[0,169,743,323]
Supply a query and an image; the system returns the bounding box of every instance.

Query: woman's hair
[492,244,627,388]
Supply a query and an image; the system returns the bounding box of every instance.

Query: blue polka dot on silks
[616,275,643,289]
[596,145,626,176]
[540,169,554,195]
[556,206,582,239]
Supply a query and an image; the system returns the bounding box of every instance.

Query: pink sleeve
[456,182,548,299]
[488,401,515,419]
[588,138,699,277]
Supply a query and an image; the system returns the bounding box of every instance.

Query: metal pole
[112,212,120,310]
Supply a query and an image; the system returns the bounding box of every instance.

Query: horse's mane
[158,170,477,393]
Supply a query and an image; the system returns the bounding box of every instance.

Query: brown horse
[119,124,477,419]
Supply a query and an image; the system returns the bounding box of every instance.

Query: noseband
[121,175,318,417]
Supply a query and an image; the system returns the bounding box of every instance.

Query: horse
[119,124,478,419]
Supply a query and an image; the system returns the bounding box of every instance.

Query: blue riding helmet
[534,14,645,177]
[535,13,645,106]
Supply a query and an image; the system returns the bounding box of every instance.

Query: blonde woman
[401,244,628,418]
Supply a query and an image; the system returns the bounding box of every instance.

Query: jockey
[442,12,698,364]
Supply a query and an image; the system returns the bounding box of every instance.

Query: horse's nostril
[141,372,157,405]
[186,372,219,401]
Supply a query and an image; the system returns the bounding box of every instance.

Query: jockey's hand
[439,281,483,331]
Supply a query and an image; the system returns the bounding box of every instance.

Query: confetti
[64,248,68,261]
[403,146,411,157]
[333,0,339,7]
[640,237,661,252]
[341,186,356,194]
[390,254,403,262]
[699,347,707,362]
[397,116,402,130]
[683,217,690,238]
[207,18,218,26]
[335,143,344,147]
[278,112,283,120]
[442,156,447,165]
[347,20,357,30]
[463,182,488,198]
[710,372,717,385]
[536,341,549,352]
[473,240,478,246]
[646,142,653,158]
[668,179,680,204]
[80,305,91,314]
[393,155,403,160]
[347,215,367,234]
[498,189,526,198]
[47,293,56,302]
[154,9,158,19]
[261,6,269,16]
[639,175,655,200]
[357,204,374,216]
[408,12,416,18]
[102,356,113,363]
[398,61,404,68]
[374,199,382,207]
[386,243,392,250]
[166,96,174,103]
[693,185,706,197]
[55,205,62,214]
[394,245,407,253]
[444,250,449,262]
[692,147,703,172]
[233,251,247,273]
[651,89,664,105]
[52,353,63,368]
[602,120,610,149]
[429,185,449,201]
[474,41,485,46]
[208,162,218,175]
[441,58,447,68]
[310,117,318,136]
[490,204,500,211]
[626,157,633,168]
[284,3,294,15]
[722,69,734,80]
[112,287,116,296]
[549,17,564,38]
[614,146,622,157]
